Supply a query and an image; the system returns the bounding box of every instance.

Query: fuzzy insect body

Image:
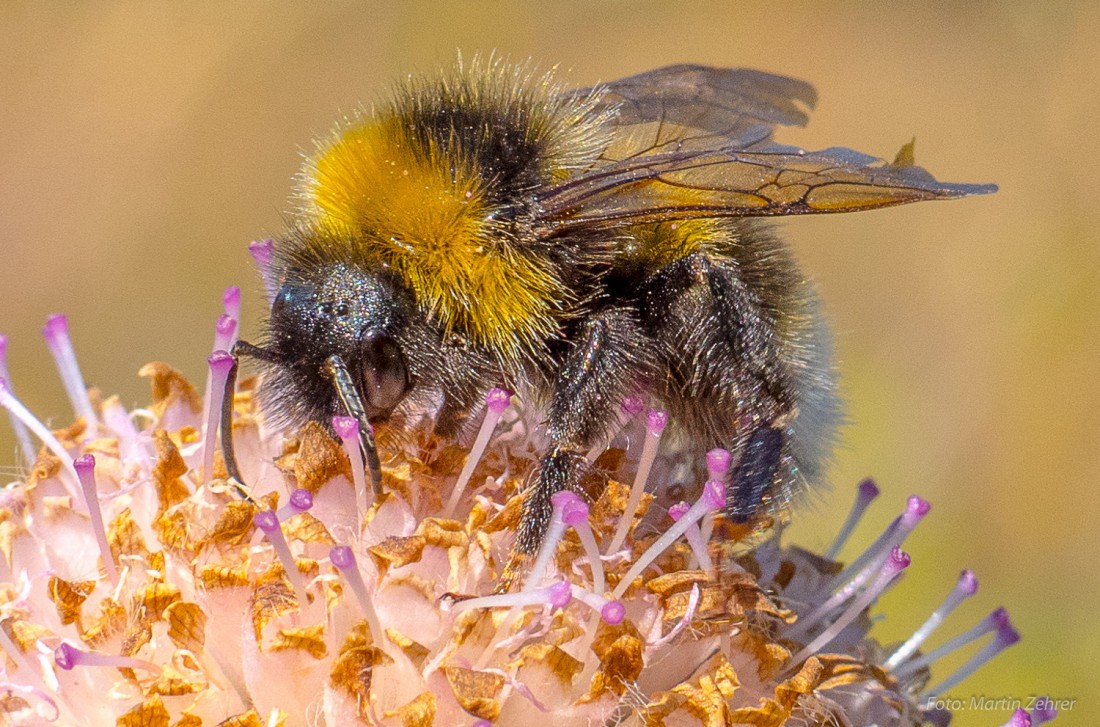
[230,60,994,570]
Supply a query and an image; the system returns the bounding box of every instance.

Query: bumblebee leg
[725,424,785,522]
[324,354,384,496]
[220,340,279,504]
[506,308,650,585]
[639,252,799,522]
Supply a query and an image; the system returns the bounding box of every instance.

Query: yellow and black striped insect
[222,60,994,570]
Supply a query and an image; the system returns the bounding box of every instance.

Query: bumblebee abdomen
[621,218,840,510]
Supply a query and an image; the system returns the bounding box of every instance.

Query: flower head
[0,305,1052,726]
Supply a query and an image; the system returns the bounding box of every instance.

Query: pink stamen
[824,478,881,559]
[787,546,910,669]
[0,335,36,464]
[1002,709,1032,727]
[802,495,930,633]
[606,408,668,554]
[330,545,384,642]
[445,388,511,516]
[248,239,278,303]
[523,488,573,592]
[332,415,368,514]
[254,510,309,608]
[54,642,158,674]
[611,479,724,600]
[923,613,1020,699]
[569,585,625,625]
[202,351,234,485]
[222,286,242,325]
[670,501,712,571]
[884,569,978,669]
[0,379,80,498]
[555,491,604,595]
[213,315,238,353]
[894,607,1013,680]
[276,489,314,521]
[41,314,96,430]
[455,580,574,614]
[705,448,732,479]
[700,448,731,547]
[1031,697,1059,724]
[73,455,119,584]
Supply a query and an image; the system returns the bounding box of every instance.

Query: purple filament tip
[1031,697,1059,724]
[705,448,732,477]
[214,315,238,351]
[886,545,911,573]
[645,408,668,434]
[330,544,383,639]
[787,547,911,670]
[601,600,626,625]
[668,502,690,521]
[958,569,979,596]
[824,477,883,560]
[54,643,77,671]
[73,454,94,476]
[330,545,355,570]
[73,454,119,583]
[223,286,242,318]
[1006,709,1032,727]
[997,618,1021,647]
[905,494,931,519]
[611,477,725,600]
[332,415,358,440]
[522,491,573,591]
[41,314,69,344]
[208,350,234,374]
[289,488,313,513]
[253,510,280,533]
[445,391,511,516]
[485,387,511,413]
[551,491,587,526]
[215,314,236,338]
[248,238,275,266]
[548,581,573,609]
[620,396,644,416]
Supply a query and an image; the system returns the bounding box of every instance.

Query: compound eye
[272,283,314,319]
[360,329,410,412]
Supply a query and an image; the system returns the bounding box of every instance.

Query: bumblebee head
[263,259,414,426]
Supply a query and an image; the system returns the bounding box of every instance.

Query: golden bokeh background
[1,3,1095,724]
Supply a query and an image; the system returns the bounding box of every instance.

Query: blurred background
[0,3,1095,724]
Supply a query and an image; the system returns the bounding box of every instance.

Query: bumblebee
[222,60,994,569]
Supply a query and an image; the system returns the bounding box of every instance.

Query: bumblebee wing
[565,64,818,144]
[540,66,996,231]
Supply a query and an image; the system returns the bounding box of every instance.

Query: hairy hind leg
[504,307,652,588]
[638,252,804,523]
